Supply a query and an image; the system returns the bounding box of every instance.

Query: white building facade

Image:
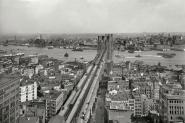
[20,81,37,102]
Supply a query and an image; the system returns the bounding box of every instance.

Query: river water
[0,45,185,67]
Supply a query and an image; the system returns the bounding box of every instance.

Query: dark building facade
[0,74,20,123]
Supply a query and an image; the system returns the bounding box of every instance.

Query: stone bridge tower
[97,34,113,76]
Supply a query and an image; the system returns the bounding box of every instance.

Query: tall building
[133,94,149,117]
[20,80,37,102]
[0,73,20,123]
[159,83,185,123]
[45,90,66,122]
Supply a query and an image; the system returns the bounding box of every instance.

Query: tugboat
[64,52,69,57]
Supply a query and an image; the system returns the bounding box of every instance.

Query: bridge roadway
[55,48,107,123]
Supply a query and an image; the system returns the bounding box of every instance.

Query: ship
[157,53,176,58]
[72,47,83,51]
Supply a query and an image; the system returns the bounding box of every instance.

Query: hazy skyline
[0,0,185,34]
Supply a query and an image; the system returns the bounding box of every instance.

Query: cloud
[0,0,185,34]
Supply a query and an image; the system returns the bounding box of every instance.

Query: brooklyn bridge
[49,34,114,123]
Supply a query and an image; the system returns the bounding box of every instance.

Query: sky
[0,0,185,34]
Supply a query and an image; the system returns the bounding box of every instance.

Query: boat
[72,47,83,51]
[47,46,54,49]
[128,50,134,53]
[157,53,176,58]
[80,56,84,59]
[115,54,121,58]
[16,53,25,56]
[64,52,69,57]
[135,54,142,57]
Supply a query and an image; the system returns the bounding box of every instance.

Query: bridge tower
[105,34,113,76]
[97,34,113,76]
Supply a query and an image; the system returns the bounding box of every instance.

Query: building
[20,80,37,102]
[44,90,66,121]
[18,117,39,123]
[0,73,20,123]
[19,100,46,123]
[132,82,153,99]
[133,94,150,117]
[159,83,185,123]
[106,81,134,111]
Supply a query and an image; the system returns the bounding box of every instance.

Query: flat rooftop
[44,90,63,100]
[18,117,39,123]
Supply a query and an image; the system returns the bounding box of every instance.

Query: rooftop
[20,77,36,86]
[44,90,63,100]
[18,117,39,123]
[108,90,129,101]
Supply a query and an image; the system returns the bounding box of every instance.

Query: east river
[1,45,185,67]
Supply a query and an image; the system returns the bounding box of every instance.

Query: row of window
[169,106,184,109]
[169,110,184,115]
[169,100,183,104]
[169,106,184,115]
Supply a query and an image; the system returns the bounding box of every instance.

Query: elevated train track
[66,49,107,123]
[50,34,113,123]
[58,48,106,123]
